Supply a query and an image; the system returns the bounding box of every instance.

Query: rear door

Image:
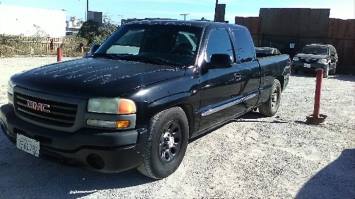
[230,27,261,111]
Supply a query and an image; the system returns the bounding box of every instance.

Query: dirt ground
[0,57,354,199]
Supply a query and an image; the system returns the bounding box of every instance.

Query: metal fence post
[57,47,63,62]
[306,68,327,124]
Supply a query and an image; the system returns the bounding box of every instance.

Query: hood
[295,53,328,59]
[12,58,185,98]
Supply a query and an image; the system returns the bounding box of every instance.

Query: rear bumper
[0,104,146,173]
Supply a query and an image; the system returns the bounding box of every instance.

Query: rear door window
[232,27,256,63]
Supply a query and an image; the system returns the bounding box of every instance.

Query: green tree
[78,16,117,45]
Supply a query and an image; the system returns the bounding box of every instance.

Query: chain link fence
[0,35,89,57]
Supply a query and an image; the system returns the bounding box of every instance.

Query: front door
[198,28,244,131]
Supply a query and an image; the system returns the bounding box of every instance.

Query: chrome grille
[300,58,318,63]
[14,92,78,127]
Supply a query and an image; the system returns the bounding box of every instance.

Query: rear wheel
[323,65,329,78]
[137,107,189,179]
[259,79,282,117]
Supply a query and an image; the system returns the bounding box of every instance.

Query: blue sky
[0,0,354,23]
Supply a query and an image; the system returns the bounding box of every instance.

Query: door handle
[234,73,242,81]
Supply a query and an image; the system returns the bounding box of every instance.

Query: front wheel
[137,107,189,179]
[259,79,282,117]
[330,64,337,75]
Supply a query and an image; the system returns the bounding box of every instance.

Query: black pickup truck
[1,20,290,179]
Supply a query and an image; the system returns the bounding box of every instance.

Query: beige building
[0,5,66,37]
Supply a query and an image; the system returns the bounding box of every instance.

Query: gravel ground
[0,57,354,199]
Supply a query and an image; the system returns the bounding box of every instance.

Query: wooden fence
[0,35,88,57]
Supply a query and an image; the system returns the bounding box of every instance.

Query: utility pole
[180,13,189,21]
[86,0,89,21]
[214,0,218,22]
[214,0,226,22]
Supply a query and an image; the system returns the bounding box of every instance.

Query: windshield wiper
[93,53,130,59]
[93,53,181,66]
[116,55,180,66]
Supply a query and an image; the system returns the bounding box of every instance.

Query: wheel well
[178,104,194,138]
[276,76,284,90]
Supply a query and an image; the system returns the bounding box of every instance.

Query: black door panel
[198,66,243,130]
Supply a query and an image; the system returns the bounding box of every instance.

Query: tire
[259,79,282,117]
[323,65,329,78]
[137,107,189,179]
[330,64,337,75]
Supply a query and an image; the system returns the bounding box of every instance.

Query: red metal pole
[306,68,327,124]
[313,69,323,117]
[57,48,62,62]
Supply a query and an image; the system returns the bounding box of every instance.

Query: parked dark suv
[292,44,338,77]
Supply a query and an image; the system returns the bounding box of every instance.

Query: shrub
[78,17,117,45]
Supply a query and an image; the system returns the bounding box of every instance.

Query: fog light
[87,119,116,128]
[87,119,131,129]
[116,120,130,129]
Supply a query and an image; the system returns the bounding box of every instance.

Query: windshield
[302,46,328,55]
[95,24,203,67]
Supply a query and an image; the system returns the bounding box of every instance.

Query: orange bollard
[306,68,327,124]
[57,48,63,62]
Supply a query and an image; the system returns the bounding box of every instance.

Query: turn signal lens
[118,99,136,114]
[116,120,130,129]
[87,119,132,129]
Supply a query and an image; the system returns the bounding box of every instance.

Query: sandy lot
[0,57,354,199]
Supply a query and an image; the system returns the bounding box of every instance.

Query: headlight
[318,59,329,65]
[7,80,15,95]
[7,80,15,105]
[88,98,136,114]
[293,57,299,61]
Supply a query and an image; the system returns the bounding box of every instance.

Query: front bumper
[292,62,328,73]
[0,104,146,173]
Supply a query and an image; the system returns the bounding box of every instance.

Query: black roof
[125,19,245,29]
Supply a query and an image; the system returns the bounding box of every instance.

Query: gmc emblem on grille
[26,100,51,113]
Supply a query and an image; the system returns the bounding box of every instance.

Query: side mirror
[85,44,101,58]
[207,54,232,69]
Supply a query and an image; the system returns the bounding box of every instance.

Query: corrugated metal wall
[328,19,355,74]
[235,8,355,74]
[259,8,330,38]
[235,17,260,45]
